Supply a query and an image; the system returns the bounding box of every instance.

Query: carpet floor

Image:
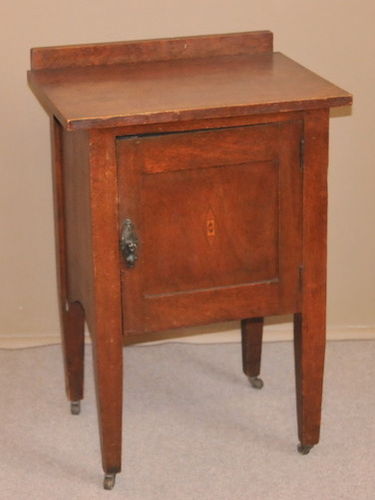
[1,340,374,499]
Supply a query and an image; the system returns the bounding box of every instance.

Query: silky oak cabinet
[28,31,352,489]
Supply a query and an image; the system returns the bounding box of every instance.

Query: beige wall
[1,0,374,340]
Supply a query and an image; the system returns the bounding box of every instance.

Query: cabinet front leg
[294,109,329,453]
[88,128,124,488]
[294,312,325,451]
[241,317,264,389]
[92,321,123,486]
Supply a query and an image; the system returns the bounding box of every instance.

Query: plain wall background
[1,0,374,340]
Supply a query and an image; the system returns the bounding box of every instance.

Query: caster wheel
[103,473,116,490]
[297,444,313,455]
[70,401,81,415]
[248,376,264,389]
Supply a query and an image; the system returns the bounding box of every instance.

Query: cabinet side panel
[62,128,95,330]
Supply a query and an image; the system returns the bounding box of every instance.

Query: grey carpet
[1,340,374,499]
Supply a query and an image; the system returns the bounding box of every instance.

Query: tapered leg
[89,129,124,488]
[294,311,326,451]
[294,109,329,453]
[241,317,264,389]
[91,323,123,488]
[61,302,85,407]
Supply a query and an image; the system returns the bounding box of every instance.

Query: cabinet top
[28,31,352,130]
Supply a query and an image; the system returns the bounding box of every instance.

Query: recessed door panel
[141,160,279,296]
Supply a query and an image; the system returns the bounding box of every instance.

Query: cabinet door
[117,121,302,335]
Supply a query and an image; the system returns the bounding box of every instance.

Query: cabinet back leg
[61,301,85,403]
[241,317,264,388]
[50,117,85,406]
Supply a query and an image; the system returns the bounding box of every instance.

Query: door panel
[117,121,302,335]
[142,160,279,296]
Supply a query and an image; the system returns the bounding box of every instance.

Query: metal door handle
[120,218,138,268]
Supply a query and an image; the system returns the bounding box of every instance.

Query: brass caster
[103,473,116,490]
[70,401,81,415]
[297,444,313,455]
[248,376,264,389]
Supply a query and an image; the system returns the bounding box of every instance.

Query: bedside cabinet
[28,31,352,489]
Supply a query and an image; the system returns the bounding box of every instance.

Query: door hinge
[298,265,304,290]
[300,138,305,170]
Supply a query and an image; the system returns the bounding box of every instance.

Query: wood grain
[30,31,273,70]
[88,129,123,475]
[28,51,352,130]
[294,109,329,447]
[134,123,280,174]
[61,128,96,330]
[117,119,302,335]
[50,117,85,403]
[241,317,264,378]
[27,31,353,487]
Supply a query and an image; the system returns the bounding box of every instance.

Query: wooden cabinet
[28,31,352,489]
